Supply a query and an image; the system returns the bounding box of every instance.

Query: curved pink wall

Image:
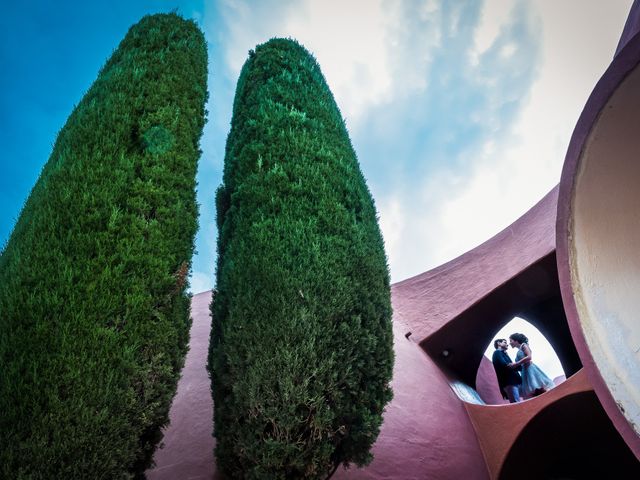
[147,291,489,479]
[146,175,638,478]
[476,356,507,405]
[392,186,557,346]
[556,3,640,458]
[465,370,592,478]
[333,318,488,480]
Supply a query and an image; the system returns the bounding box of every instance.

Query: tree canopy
[210,38,394,479]
[0,13,207,478]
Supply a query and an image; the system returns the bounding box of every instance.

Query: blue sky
[1,0,633,302]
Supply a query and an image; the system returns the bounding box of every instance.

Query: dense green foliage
[0,14,207,479]
[210,38,394,479]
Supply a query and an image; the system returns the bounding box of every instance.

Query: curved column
[557,23,640,459]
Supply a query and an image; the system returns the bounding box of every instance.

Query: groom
[491,338,522,403]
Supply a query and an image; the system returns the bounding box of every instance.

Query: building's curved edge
[557,23,640,461]
[392,185,557,344]
[616,0,640,56]
[463,369,592,479]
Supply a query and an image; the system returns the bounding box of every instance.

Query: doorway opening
[477,317,564,404]
[421,252,582,403]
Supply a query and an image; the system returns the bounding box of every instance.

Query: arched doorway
[478,317,564,404]
[422,252,581,401]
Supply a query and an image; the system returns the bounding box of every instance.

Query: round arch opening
[478,317,564,405]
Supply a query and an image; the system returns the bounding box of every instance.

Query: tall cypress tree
[210,38,393,479]
[0,13,207,478]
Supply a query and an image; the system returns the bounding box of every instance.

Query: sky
[0,1,634,377]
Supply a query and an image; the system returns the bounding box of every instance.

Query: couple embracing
[492,333,554,403]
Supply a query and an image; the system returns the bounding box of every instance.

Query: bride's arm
[514,344,532,365]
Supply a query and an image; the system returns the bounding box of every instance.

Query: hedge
[209,38,394,479]
[0,13,207,479]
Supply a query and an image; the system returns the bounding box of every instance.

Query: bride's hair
[509,333,529,344]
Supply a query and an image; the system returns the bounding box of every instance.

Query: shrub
[0,13,207,479]
[209,38,393,479]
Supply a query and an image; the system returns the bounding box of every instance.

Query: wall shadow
[500,391,639,479]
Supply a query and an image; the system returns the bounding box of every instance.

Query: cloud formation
[353,0,543,280]
[191,0,632,293]
[354,0,632,281]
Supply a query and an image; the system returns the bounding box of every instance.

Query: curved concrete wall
[500,389,639,478]
[557,17,640,458]
[147,291,490,480]
[476,356,507,405]
[146,291,218,480]
[392,186,557,347]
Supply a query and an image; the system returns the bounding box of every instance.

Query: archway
[477,317,564,405]
[422,252,581,401]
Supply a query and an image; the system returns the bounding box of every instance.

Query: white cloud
[471,0,513,65]
[204,0,634,288]
[215,0,263,75]
[282,0,397,125]
[500,43,516,58]
[439,0,634,262]
[379,0,633,282]
[208,0,402,127]
[382,0,443,98]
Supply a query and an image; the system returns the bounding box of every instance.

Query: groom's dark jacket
[492,349,522,393]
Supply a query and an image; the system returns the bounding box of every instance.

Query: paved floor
[146,290,218,480]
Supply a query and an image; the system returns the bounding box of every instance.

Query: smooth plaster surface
[570,62,640,438]
[465,369,591,478]
[333,317,488,480]
[557,12,640,457]
[499,389,639,479]
[392,186,557,346]
[476,356,507,405]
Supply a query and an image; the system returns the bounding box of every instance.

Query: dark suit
[492,349,521,401]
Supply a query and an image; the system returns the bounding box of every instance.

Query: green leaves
[210,38,393,479]
[142,125,175,155]
[0,13,207,478]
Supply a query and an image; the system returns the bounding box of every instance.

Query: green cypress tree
[0,13,207,479]
[210,38,394,479]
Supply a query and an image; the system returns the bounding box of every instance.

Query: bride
[508,333,555,398]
